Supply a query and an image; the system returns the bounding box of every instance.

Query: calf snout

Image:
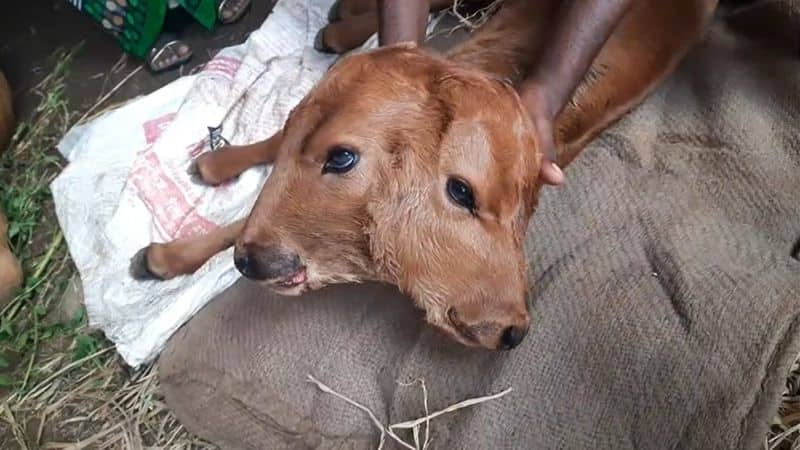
[498,324,528,350]
[234,243,303,281]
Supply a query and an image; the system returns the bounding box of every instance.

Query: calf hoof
[187,153,236,186]
[314,27,339,54]
[314,19,370,55]
[186,160,209,186]
[130,246,170,281]
[328,0,342,22]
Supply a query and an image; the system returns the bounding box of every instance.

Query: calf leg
[553,0,719,165]
[317,11,381,54]
[131,219,246,281]
[191,130,282,186]
[328,0,378,22]
[446,0,717,167]
[317,0,457,54]
[132,130,283,281]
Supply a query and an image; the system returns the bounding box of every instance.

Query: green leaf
[14,331,29,351]
[40,327,55,340]
[0,374,15,387]
[0,355,9,369]
[33,304,48,317]
[73,334,98,361]
[70,308,86,328]
[25,276,41,288]
[7,221,20,239]
[0,320,14,337]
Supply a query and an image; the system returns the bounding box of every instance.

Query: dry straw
[307,374,512,450]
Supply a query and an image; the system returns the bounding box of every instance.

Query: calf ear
[517,104,545,230]
[514,183,540,236]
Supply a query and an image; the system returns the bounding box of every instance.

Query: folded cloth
[158,2,800,449]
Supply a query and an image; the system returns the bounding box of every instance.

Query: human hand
[519,84,565,186]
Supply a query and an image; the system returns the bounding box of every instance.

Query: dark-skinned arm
[377,0,430,46]
[519,0,634,185]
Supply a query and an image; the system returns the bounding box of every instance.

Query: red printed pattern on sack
[202,56,242,78]
[143,112,177,144]
[129,151,217,240]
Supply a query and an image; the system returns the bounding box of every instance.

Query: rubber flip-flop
[146,34,192,74]
[218,0,252,25]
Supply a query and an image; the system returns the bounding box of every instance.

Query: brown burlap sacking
[158,7,800,450]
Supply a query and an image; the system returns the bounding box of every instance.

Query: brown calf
[132,0,718,350]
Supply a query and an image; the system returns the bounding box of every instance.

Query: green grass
[0,46,213,449]
[0,46,99,397]
[0,46,126,443]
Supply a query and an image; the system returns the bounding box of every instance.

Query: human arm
[376,0,430,46]
[519,0,634,185]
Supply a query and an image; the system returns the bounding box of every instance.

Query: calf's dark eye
[446,177,476,212]
[323,147,359,174]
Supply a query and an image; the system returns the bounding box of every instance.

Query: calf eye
[323,147,359,174]
[446,177,476,213]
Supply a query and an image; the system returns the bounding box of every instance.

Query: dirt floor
[0,1,798,449]
[1,1,278,117]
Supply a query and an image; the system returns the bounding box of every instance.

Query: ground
[0,1,798,449]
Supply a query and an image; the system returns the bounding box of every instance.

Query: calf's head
[235,45,542,350]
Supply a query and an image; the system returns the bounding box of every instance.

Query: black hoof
[129,247,163,281]
[314,28,336,54]
[186,160,206,185]
[327,0,342,22]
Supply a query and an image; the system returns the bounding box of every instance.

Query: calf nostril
[499,325,527,351]
[234,244,303,281]
[234,252,253,278]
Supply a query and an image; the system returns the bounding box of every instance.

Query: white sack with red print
[51,0,349,367]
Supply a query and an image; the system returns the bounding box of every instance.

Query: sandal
[147,33,192,73]
[217,0,252,25]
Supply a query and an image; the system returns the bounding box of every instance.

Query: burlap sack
[159,4,800,449]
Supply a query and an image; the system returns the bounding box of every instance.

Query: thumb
[536,124,564,186]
